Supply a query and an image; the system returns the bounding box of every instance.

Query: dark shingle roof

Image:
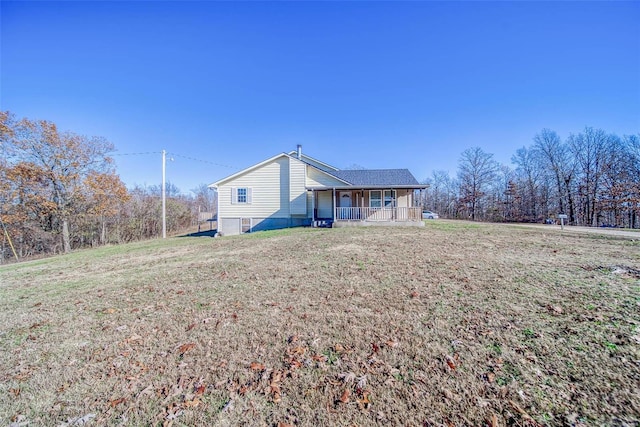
[330,169,420,186]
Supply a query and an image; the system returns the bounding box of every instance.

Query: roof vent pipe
[296,144,302,159]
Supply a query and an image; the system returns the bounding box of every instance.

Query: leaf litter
[0,223,638,425]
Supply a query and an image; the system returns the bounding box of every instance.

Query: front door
[339,192,352,208]
[339,192,352,219]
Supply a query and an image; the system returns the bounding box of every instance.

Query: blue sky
[2,1,639,194]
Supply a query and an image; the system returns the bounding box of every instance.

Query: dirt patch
[0,223,639,426]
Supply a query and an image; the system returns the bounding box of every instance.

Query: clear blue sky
[2,1,639,194]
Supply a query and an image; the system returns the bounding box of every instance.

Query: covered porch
[310,187,426,227]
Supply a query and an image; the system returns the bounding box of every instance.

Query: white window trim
[384,190,396,208]
[231,187,252,204]
[370,190,382,208]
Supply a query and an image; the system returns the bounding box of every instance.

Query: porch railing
[334,207,422,222]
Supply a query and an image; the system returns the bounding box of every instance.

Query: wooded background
[1,112,215,262]
[1,111,638,262]
[420,128,640,228]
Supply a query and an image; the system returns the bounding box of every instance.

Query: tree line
[0,112,216,262]
[2,111,638,262]
[421,127,640,227]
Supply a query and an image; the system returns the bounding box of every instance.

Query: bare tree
[457,147,498,221]
[512,146,546,222]
[533,129,577,223]
[567,127,614,226]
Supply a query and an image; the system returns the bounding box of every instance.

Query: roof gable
[209,153,291,187]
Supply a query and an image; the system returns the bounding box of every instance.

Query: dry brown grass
[1,221,639,426]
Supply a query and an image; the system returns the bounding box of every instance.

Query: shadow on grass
[179,230,217,238]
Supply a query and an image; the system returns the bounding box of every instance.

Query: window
[237,188,247,203]
[241,218,251,233]
[232,187,252,204]
[370,190,382,208]
[384,190,396,207]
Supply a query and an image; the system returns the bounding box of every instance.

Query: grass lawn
[1,221,639,426]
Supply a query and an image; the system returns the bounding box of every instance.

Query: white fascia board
[307,184,428,190]
[287,151,339,172]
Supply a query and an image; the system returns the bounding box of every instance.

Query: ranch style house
[209,146,427,236]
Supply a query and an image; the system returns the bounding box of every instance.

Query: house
[209,146,426,235]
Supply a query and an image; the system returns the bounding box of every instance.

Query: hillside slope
[1,222,639,426]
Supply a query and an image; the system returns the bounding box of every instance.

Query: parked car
[422,210,439,219]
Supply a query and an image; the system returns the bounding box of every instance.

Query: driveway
[505,223,640,239]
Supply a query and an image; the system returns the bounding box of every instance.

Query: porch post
[333,188,336,220]
[311,189,315,224]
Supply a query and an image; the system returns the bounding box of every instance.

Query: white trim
[231,187,252,204]
[210,153,290,188]
[370,190,382,208]
[287,151,339,171]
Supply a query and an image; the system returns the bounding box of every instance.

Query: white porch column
[333,188,336,220]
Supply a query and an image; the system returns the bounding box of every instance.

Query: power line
[112,151,236,169]
[111,151,161,156]
[167,152,236,169]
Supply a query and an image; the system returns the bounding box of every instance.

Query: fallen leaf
[9,388,21,397]
[548,305,563,315]
[195,385,206,395]
[386,340,399,348]
[183,398,200,408]
[445,355,456,370]
[509,400,541,426]
[250,362,265,371]
[291,346,305,355]
[103,308,116,314]
[371,342,380,353]
[109,397,125,407]
[277,423,294,427]
[186,323,197,332]
[357,391,371,409]
[489,413,499,427]
[125,334,143,344]
[486,372,496,383]
[178,343,196,355]
[269,370,283,403]
[410,291,420,298]
[271,387,282,403]
[338,389,351,403]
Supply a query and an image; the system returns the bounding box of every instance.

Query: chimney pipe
[296,144,302,159]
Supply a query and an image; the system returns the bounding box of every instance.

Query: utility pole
[162,149,167,239]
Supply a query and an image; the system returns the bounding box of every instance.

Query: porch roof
[308,184,427,190]
[330,169,420,186]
